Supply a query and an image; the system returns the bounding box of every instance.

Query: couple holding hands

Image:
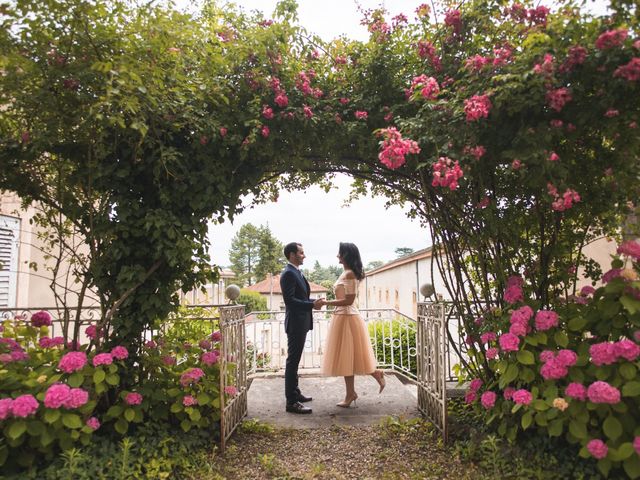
[280,242,386,414]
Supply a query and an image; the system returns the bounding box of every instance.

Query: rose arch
[1,0,639,475]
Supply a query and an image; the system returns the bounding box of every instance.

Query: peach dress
[321,270,377,376]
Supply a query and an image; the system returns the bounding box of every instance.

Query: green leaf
[196,393,211,405]
[106,373,120,386]
[68,372,84,388]
[569,420,587,439]
[170,402,182,413]
[621,295,640,314]
[189,409,201,422]
[115,418,128,435]
[624,455,640,479]
[597,459,611,477]
[106,405,123,418]
[7,421,27,440]
[93,369,106,384]
[532,400,549,411]
[610,443,634,461]
[27,420,44,436]
[603,416,623,440]
[554,331,568,348]
[124,408,135,422]
[521,411,533,430]
[620,363,637,380]
[501,364,519,387]
[180,419,192,432]
[548,419,563,437]
[62,413,82,429]
[623,381,640,397]
[43,409,61,424]
[567,316,587,331]
[516,350,535,365]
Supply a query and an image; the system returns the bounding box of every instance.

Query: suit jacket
[280,264,314,335]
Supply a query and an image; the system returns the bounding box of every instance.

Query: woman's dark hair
[339,242,364,280]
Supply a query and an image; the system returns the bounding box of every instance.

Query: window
[0,215,20,308]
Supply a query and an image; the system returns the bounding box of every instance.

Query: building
[178,268,236,305]
[244,273,329,311]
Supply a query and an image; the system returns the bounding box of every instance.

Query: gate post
[219,305,247,451]
[416,302,448,442]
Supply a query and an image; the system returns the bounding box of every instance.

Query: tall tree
[394,247,414,258]
[366,260,384,271]
[254,225,284,282]
[228,223,283,286]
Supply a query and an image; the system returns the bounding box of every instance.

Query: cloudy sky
[189,0,609,268]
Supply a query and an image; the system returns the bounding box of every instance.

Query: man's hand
[313,298,324,310]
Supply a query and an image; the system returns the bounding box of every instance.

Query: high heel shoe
[373,370,386,394]
[336,393,358,408]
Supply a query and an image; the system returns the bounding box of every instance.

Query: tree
[366,260,384,271]
[394,248,414,258]
[304,260,341,284]
[229,224,283,286]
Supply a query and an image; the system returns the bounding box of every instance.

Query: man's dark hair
[283,242,302,261]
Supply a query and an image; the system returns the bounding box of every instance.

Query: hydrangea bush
[465,241,640,478]
[0,313,235,470]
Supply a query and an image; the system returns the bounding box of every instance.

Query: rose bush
[465,242,640,478]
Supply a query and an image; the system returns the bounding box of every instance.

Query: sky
[177,0,610,269]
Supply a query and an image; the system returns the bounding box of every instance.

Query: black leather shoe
[296,393,312,403]
[286,401,312,414]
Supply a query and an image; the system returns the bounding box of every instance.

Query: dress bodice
[333,270,359,315]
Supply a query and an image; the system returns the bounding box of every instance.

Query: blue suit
[280,264,315,404]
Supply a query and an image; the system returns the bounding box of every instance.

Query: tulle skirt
[321,313,377,376]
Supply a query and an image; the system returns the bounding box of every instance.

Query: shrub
[368,317,417,376]
[464,244,640,478]
[238,289,268,314]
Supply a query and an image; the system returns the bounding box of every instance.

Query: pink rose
[125,392,143,406]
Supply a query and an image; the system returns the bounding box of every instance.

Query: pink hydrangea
[587,381,620,404]
[162,355,176,366]
[180,368,205,386]
[111,346,128,360]
[481,391,497,409]
[144,340,157,349]
[44,383,71,409]
[540,359,568,380]
[86,417,100,430]
[93,353,113,367]
[431,156,464,190]
[534,310,559,331]
[557,349,577,367]
[546,88,572,112]
[378,127,421,170]
[503,387,515,400]
[499,333,520,352]
[510,305,533,324]
[211,331,222,342]
[183,395,198,407]
[85,324,98,339]
[58,351,88,373]
[0,398,13,420]
[565,382,587,401]
[31,310,52,327]
[199,339,212,350]
[11,394,39,418]
[595,28,628,50]
[602,268,622,283]
[480,332,496,344]
[540,350,555,363]
[614,58,640,82]
[580,285,595,296]
[464,391,477,404]
[509,322,528,337]
[10,350,29,361]
[615,339,640,361]
[125,392,143,405]
[224,385,239,396]
[65,388,89,409]
[201,351,220,366]
[617,240,640,260]
[512,389,532,405]
[590,342,617,366]
[504,285,523,304]
[40,336,65,348]
[587,439,608,459]
[469,378,483,391]
[464,94,492,122]
[634,437,640,456]
[486,347,499,359]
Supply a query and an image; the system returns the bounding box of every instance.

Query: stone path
[246,371,420,428]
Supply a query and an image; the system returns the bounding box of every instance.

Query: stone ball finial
[225,284,241,301]
[420,283,435,299]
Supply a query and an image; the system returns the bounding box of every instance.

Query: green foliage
[237,289,268,314]
[159,306,219,347]
[229,223,284,287]
[466,256,640,478]
[368,318,417,376]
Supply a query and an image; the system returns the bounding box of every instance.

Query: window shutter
[0,215,20,308]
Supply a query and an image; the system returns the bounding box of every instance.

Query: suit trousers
[285,330,307,404]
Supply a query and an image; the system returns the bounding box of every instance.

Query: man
[280,242,322,414]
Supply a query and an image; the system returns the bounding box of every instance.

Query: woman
[318,242,385,407]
